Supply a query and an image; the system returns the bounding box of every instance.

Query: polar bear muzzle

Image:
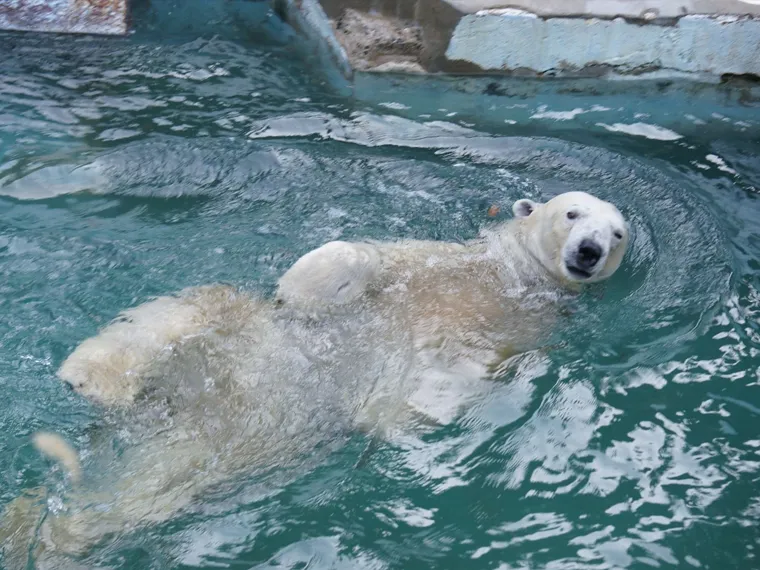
[566,238,603,279]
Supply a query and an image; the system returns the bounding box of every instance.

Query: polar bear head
[512,191,629,285]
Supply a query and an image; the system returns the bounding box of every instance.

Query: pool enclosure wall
[2,1,760,82]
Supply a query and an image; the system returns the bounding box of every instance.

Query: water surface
[1,4,759,569]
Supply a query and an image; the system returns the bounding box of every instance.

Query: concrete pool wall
[274,0,760,80]
[1,0,759,82]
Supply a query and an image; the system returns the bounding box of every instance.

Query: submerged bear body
[1,191,629,568]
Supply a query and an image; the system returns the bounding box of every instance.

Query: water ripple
[1,20,759,570]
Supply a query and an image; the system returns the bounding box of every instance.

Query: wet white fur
[2,191,628,567]
[33,433,81,484]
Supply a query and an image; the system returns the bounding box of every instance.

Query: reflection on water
[1,6,759,569]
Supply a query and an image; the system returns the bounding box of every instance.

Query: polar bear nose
[577,239,602,269]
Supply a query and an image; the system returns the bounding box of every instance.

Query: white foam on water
[596,122,683,141]
[531,107,587,121]
[378,102,411,110]
[705,154,737,175]
[531,105,610,121]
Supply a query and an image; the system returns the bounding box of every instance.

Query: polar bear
[0,191,628,568]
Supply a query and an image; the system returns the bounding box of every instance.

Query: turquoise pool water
[1,3,760,569]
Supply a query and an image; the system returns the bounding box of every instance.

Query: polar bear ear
[512,199,539,219]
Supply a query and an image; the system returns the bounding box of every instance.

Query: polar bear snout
[570,239,604,277]
[563,232,613,281]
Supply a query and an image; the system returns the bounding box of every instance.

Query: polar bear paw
[276,241,381,308]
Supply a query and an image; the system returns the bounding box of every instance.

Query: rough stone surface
[279,0,760,80]
[0,0,128,35]
[310,0,471,72]
[333,8,425,72]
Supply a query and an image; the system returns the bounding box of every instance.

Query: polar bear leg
[58,285,244,407]
[276,241,381,307]
[0,487,47,570]
[48,437,212,555]
[0,435,216,567]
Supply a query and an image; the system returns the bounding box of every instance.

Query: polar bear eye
[566,211,578,220]
[614,230,624,240]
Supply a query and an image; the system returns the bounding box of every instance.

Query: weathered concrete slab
[0,0,128,36]
[447,12,760,77]
[276,0,760,80]
[444,0,760,19]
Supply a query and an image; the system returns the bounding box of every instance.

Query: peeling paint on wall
[0,0,128,35]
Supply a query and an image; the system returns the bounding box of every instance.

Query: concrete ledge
[0,0,128,35]
[445,0,760,19]
[278,0,760,80]
[447,12,760,77]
